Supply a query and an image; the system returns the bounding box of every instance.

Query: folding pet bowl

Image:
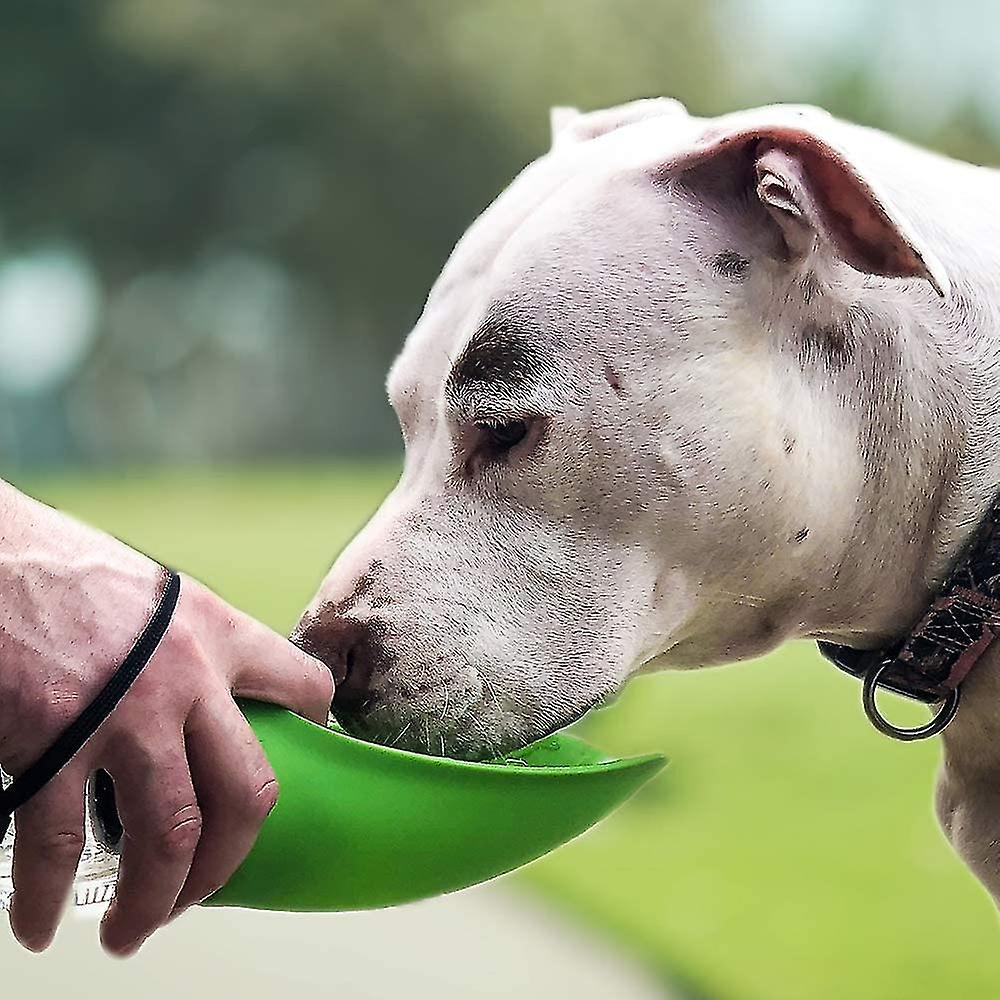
[203,700,665,912]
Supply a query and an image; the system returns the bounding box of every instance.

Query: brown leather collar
[818,504,1000,740]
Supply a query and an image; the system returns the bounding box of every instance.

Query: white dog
[295,99,1000,903]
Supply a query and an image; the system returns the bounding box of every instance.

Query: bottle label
[0,768,120,911]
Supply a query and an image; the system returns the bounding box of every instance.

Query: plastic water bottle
[0,768,121,911]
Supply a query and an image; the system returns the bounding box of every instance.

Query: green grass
[18,462,1000,1000]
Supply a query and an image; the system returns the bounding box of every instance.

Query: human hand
[0,483,333,955]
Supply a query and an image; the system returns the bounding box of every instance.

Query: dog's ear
[550,98,688,150]
[550,106,582,148]
[670,121,949,297]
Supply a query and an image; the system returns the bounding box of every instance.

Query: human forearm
[0,479,162,769]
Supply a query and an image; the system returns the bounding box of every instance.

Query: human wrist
[0,482,165,766]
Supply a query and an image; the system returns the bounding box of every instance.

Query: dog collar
[818,503,1000,741]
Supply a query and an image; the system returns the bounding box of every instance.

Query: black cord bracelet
[0,569,181,842]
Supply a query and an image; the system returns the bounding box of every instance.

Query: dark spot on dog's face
[794,526,809,543]
[446,311,549,398]
[316,560,391,617]
[603,363,626,397]
[709,249,750,281]
[449,332,532,391]
[798,322,852,371]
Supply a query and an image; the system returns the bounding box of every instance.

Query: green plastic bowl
[203,700,665,912]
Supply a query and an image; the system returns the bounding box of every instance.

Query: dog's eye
[477,418,528,455]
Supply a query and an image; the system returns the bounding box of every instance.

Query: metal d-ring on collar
[818,501,1000,743]
[818,641,964,742]
[861,657,961,741]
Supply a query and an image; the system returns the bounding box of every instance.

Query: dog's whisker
[466,715,500,760]
[478,669,501,711]
[387,719,413,748]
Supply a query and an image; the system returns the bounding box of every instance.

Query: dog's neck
[924,295,1000,579]
[934,636,1000,902]
[825,274,1000,818]
[799,274,1000,649]
[943,641,1000,764]
[911,284,1000,766]
[812,140,1000,903]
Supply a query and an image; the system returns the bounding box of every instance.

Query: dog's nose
[295,615,376,715]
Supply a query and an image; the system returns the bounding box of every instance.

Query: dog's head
[295,99,946,758]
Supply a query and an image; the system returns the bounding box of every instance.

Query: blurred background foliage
[3,0,1000,469]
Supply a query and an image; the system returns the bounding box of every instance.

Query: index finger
[230,616,334,725]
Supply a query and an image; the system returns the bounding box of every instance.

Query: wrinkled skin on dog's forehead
[298,98,944,758]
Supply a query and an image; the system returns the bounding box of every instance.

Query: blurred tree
[0,1,998,466]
